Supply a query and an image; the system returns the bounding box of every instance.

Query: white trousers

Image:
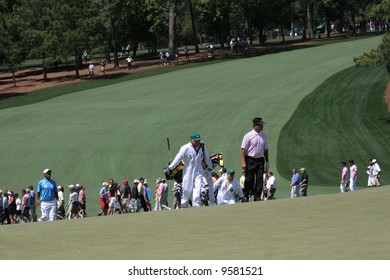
[182,173,203,208]
[349,178,357,191]
[340,181,348,192]
[40,200,57,221]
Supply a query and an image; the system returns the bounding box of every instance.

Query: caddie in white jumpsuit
[214,168,244,205]
[168,133,213,208]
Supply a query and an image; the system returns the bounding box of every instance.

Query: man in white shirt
[265,171,276,200]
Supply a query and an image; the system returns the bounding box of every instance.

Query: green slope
[0,35,384,216]
[277,65,389,190]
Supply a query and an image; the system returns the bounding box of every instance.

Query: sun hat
[253,117,265,125]
[190,132,201,141]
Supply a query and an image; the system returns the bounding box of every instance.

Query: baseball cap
[190,132,201,141]
[122,179,128,184]
[57,185,62,189]
[102,182,109,186]
[253,117,265,125]
[371,159,377,163]
[227,168,235,174]
[300,168,305,171]
[43,168,52,174]
[133,179,140,184]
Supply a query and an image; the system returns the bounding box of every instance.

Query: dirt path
[0,38,344,98]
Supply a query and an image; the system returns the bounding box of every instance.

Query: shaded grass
[277,65,390,189]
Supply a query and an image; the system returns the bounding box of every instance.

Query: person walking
[299,168,309,197]
[290,168,300,197]
[241,117,269,202]
[98,182,109,216]
[349,160,358,191]
[36,168,58,222]
[340,161,349,192]
[168,132,213,208]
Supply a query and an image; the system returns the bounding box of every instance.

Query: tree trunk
[168,6,176,58]
[306,0,314,39]
[74,47,80,78]
[188,0,199,54]
[111,16,119,69]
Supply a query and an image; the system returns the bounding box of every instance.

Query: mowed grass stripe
[1,186,390,259]
[0,35,383,216]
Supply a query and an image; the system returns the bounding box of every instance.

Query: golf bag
[163,152,224,183]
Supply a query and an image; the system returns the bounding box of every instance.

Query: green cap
[190,132,201,141]
[227,168,235,174]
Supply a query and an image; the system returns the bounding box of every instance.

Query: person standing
[184,47,189,61]
[340,161,349,192]
[290,168,300,198]
[101,59,106,75]
[241,117,269,202]
[371,159,381,186]
[88,62,95,78]
[299,168,309,197]
[121,180,131,213]
[78,185,86,217]
[214,168,244,205]
[265,171,276,200]
[21,189,30,223]
[28,186,37,222]
[349,160,358,191]
[126,56,133,70]
[168,132,213,208]
[56,185,65,219]
[36,168,58,222]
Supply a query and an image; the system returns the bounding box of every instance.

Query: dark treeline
[1,0,389,80]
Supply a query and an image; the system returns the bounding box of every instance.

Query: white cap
[133,179,140,184]
[43,168,52,174]
[371,159,377,163]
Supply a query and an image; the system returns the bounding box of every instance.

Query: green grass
[277,65,390,190]
[0,34,388,261]
[1,186,389,259]
[0,35,385,217]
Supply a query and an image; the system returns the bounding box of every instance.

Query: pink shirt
[350,165,357,180]
[341,166,348,182]
[241,130,268,158]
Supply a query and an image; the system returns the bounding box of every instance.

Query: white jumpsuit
[169,142,212,207]
[214,177,243,205]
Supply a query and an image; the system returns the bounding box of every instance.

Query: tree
[354,33,390,74]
